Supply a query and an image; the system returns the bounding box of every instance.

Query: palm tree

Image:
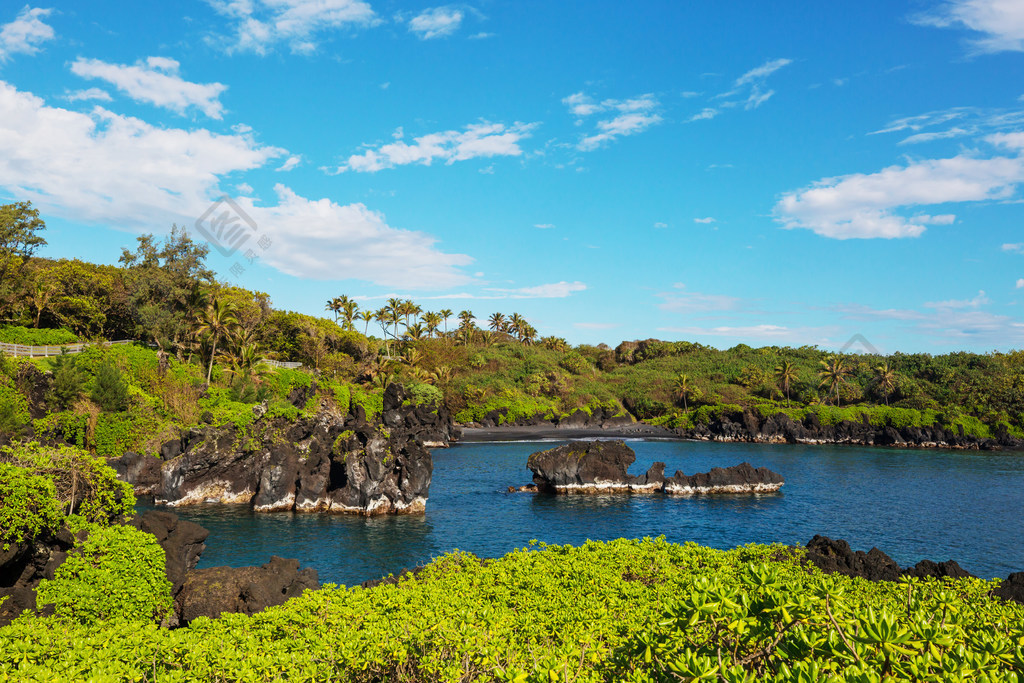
[325,296,343,322]
[195,298,239,384]
[774,360,798,407]
[478,329,495,347]
[340,300,359,331]
[403,347,423,368]
[439,308,453,336]
[458,309,475,331]
[521,323,537,345]
[404,323,426,341]
[672,373,692,411]
[874,360,898,406]
[428,364,453,386]
[359,310,374,336]
[422,311,442,338]
[818,355,851,406]
[488,312,506,333]
[509,312,527,341]
[542,336,569,352]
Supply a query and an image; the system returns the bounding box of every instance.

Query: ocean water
[149,439,1024,584]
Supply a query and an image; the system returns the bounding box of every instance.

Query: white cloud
[870,107,1024,145]
[65,87,112,102]
[1017,278,1024,288]
[205,0,377,55]
[718,58,792,110]
[276,155,301,171]
[837,300,1024,347]
[487,281,586,298]
[1003,243,1024,252]
[564,91,662,150]
[0,6,54,62]
[336,121,537,172]
[236,182,254,194]
[681,91,701,98]
[468,32,493,40]
[70,57,227,119]
[653,222,668,228]
[0,80,473,289]
[657,286,742,314]
[694,217,716,224]
[686,107,719,123]
[534,223,555,229]
[775,151,1024,239]
[236,185,473,288]
[407,6,463,39]
[914,0,1024,53]
[990,131,1024,150]
[658,324,828,342]
[925,290,990,309]
[0,80,280,227]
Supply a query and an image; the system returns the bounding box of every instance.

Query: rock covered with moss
[123,383,455,516]
[526,439,783,495]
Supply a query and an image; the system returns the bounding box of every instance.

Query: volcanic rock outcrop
[525,440,783,495]
[111,383,456,516]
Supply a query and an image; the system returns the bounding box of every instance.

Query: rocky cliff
[525,440,783,495]
[110,383,457,516]
[676,408,1023,450]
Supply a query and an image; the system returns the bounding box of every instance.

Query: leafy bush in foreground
[0,326,78,346]
[35,525,173,626]
[1,538,1021,681]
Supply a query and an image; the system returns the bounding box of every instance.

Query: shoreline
[457,423,679,442]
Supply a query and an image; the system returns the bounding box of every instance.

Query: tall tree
[0,202,47,306]
[774,360,798,407]
[874,360,898,406]
[340,300,359,331]
[818,355,851,406]
[458,310,475,330]
[672,373,692,411]
[195,298,239,384]
[509,312,527,341]
[439,308,453,336]
[488,312,506,333]
[359,310,374,336]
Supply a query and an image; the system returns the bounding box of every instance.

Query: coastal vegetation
[1,201,1022,457]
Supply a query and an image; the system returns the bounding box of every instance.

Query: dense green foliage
[1,539,1021,681]
[35,525,173,626]
[0,442,135,550]
[0,326,77,345]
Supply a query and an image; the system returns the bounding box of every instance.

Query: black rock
[176,556,319,625]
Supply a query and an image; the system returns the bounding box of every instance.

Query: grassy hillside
[0,211,1022,452]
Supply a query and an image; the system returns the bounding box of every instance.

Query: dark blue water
[153,440,1024,583]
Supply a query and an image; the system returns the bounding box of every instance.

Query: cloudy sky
[1,0,1023,352]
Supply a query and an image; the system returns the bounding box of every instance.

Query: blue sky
[1,1,1023,352]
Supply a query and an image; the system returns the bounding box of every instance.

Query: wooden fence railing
[0,339,136,358]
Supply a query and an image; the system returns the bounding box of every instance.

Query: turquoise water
[153,440,1024,584]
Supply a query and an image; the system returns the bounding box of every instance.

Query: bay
[154,439,1024,584]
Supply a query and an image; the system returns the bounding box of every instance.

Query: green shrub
[90,361,130,412]
[0,442,134,527]
[0,327,78,346]
[0,382,30,436]
[330,382,351,414]
[0,463,62,551]
[36,525,173,625]
[46,353,86,410]
[558,351,591,375]
[351,386,384,420]
[405,382,443,407]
